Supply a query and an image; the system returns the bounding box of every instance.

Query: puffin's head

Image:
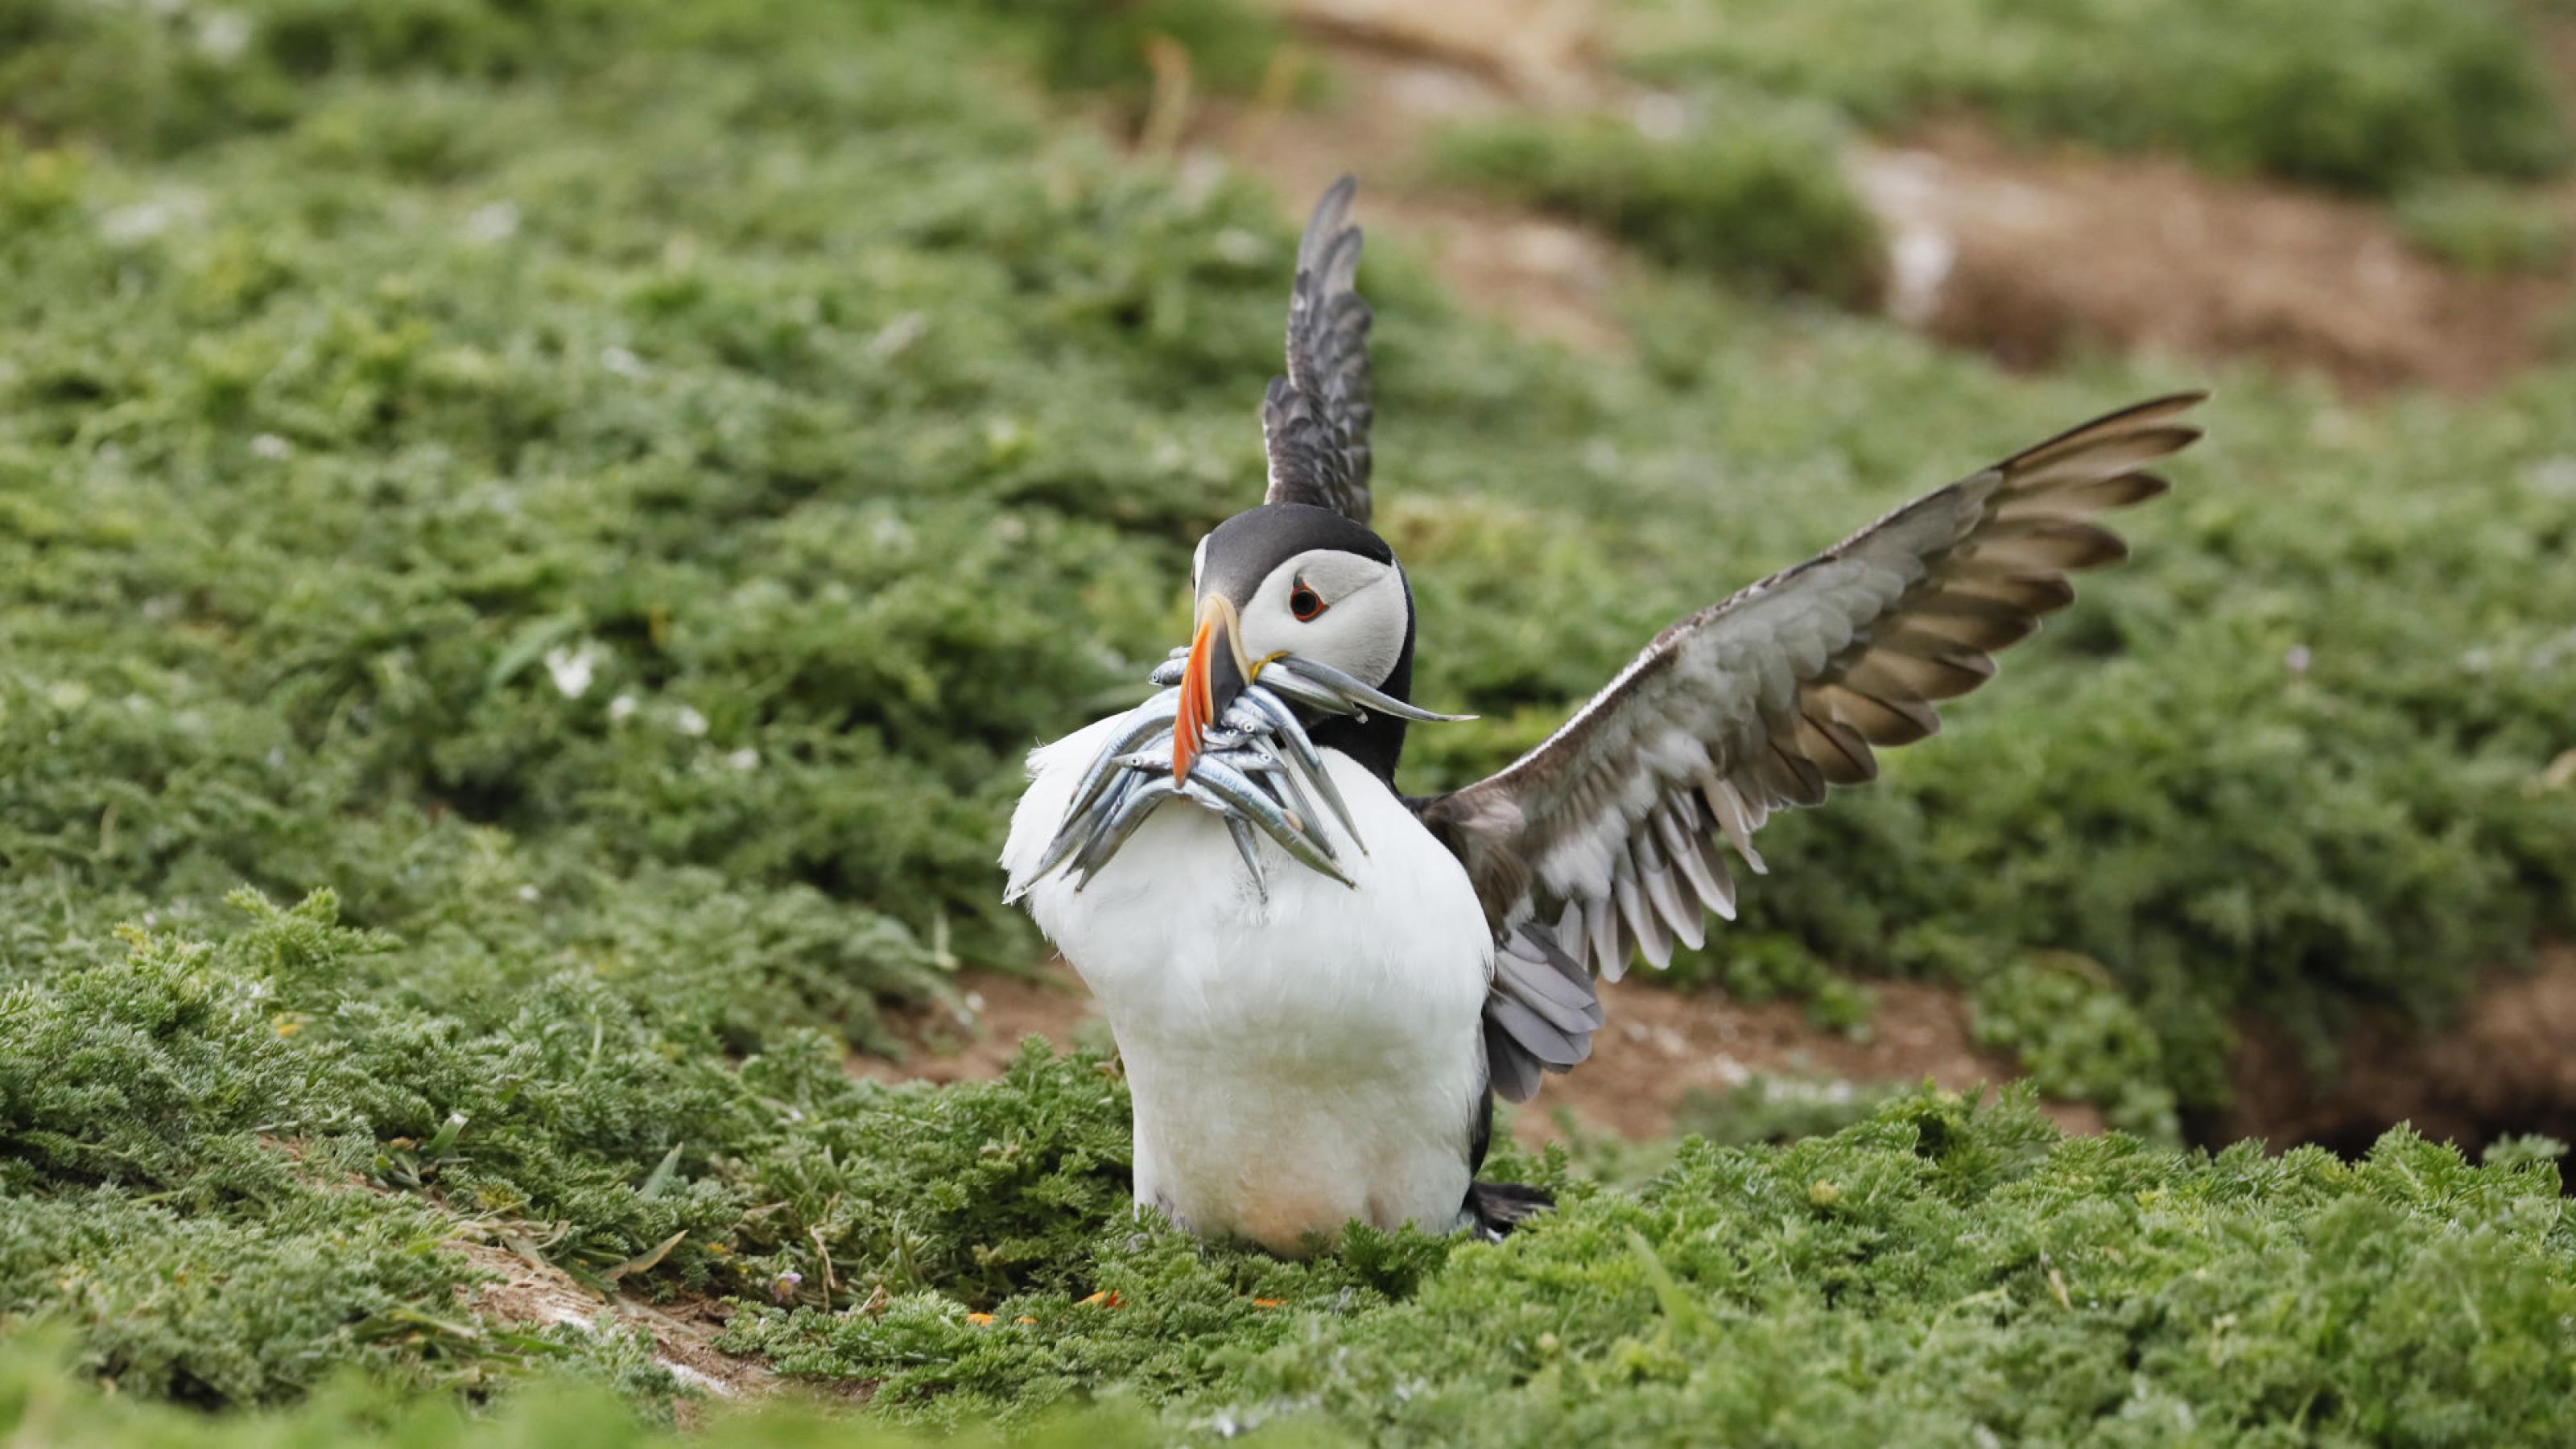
[1174,502,1414,784]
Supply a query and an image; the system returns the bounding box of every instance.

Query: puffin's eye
[1289,582,1327,622]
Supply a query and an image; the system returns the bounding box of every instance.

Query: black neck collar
[1305,605,1414,786]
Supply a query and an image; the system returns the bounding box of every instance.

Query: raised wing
[1412,394,2207,1101]
[1261,175,1374,524]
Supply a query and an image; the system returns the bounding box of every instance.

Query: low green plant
[733,1091,2576,1443]
[1969,955,2180,1139]
[1618,0,2574,196]
[2396,179,2574,274]
[1430,99,1883,305]
[5,0,2576,1433]
[1670,1074,1897,1146]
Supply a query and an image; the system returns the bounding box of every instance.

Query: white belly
[1001,715,1493,1254]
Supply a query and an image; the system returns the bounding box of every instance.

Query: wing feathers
[1261,176,1376,522]
[1429,393,2206,1100]
[1810,681,1941,747]
[1656,800,1735,919]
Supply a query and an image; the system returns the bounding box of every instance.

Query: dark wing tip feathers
[1261,177,1375,524]
[1298,173,1359,271]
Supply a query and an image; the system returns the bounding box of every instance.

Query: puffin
[1001,176,2204,1255]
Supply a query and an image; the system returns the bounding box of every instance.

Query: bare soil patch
[258,1137,778,1408]
[1859,127,2574,395]
[448,1238,777,1418]
[2212,943,2576,1158]
[1519,974,2103,1146]
[851,959,2103,1144]
[848,961,1101,1085]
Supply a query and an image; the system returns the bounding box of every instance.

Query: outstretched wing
[1412,394,2208,1101]
[1261,175,1375,524]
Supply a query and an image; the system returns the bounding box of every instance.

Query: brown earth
[447,1239,778,1418]
[1530,973,2104,1142]
[2213,943,2576,1158]
[865,946,2576,1162]
[1857,127,2573,394]
[848,962,1100,1087]
[259,1136,782,1414]
[1170,0,2576,394]
[850,958,2107,1145]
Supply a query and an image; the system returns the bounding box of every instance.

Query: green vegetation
[1970,956,2180,1139]
[13,1069,2576,1445]
[5,0,2576,1438]
[1618,0,2574,196]
[723,1088,2576,1444]
[2395,180,2574,274]
[1429,97,1883,305]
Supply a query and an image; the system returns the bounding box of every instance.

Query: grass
[2,0,2575,1437]
[2395,180,2574,275]
[1616,0,2574,197]
[1427,96,1884,306]
[12,1060,2576,1444]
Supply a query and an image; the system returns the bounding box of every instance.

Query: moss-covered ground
[3,0,2574,1441]
[1613,0,2573,197]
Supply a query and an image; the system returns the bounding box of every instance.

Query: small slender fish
[1232,688,1362,850]
[1063,691,1185,822]
[1248,664,1344,714]
[1043,658,1465,890]
[1069,774,1179,890]
[1058,766,1150,872]
[1025,766,1137,891]
[1188,755,1352,887]
[1224,815,1268,902]
[1270,657,1477,724]
[1245,737,1338,857]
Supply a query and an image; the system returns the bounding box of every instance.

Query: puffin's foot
[1465,1180,1554,1240]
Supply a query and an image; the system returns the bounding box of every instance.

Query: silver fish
[1243,737,1337,858]
[1187,754,1352,887]
[1026,765,1138,890]
[1230,687,1361,849]
[1037,653,1470,893]
[1224,815,1268,902]
[1246,663,1343,714]
[1268,656,1477,724]
[1063,690,1185,823]
[1069,774,1179,890]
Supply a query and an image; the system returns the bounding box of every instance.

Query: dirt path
[262,1137,782,1414]
[1857,127,2572,394]
[448,1239,777,1416]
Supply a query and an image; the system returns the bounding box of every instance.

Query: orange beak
[1173,593,1252,785]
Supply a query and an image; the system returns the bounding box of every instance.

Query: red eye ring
[1289,583,1327,621]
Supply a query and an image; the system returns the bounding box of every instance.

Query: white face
[1198,544,1408,689]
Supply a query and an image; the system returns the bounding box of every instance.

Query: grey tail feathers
[1465,1180,1554,1240]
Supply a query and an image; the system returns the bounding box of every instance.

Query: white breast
[1001,715,1493,1253]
